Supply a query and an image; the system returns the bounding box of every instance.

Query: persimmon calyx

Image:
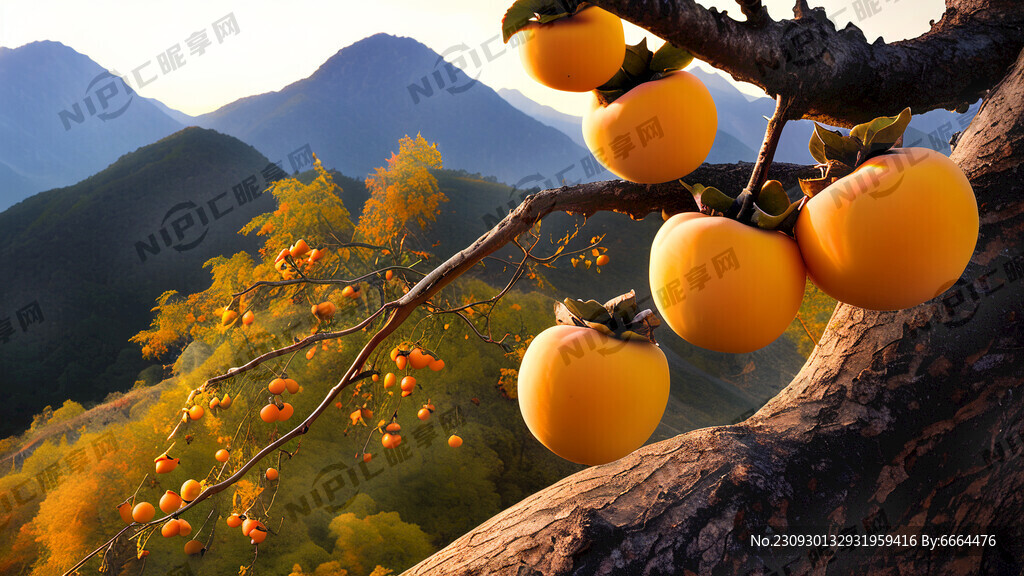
[501,0,588,43]
[808,107,912,173]
[554,290,661,344]
[690,181,804,236]
[592,38,694,106]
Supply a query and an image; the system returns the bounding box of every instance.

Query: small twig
[746,93,797,199]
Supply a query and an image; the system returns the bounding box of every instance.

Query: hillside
[0,127,274,436]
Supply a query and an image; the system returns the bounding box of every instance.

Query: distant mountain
[0,41,186,210]
[194,34,592,187]
[497,88,588,148]
[0,127,276,436]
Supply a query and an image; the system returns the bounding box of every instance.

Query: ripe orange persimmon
[400,376,416,392]
[515,6,625,92]
[277,403,294,421]
[221,309,238,327]
[220,394,232,409]
[371,373,379,382]
[178,519,193,537]
[395,355,408,371]
[583,71,717,183]
[795,147,978,310]
[386,422,402,433]
[283,378,299,394]
[596,254,610,266]
[408,348,431,369]
[159,490,182,514]
[215,449,230,463]
[417,408,431,421]
[362,453,373,463]
[401,390,413,397]
[161,519,181,537]
[155,453,179,474]
[209,397,220,410]
[341,285,357,299]
[650,213,806,353]
[132,502,155,523]
[306,348,316,360]
[381,433,401,449]
[260,404,280,423]
[517,324,669,465]
[448,435,463,448]
[275,249,290,263]
[226,514,243,528]
[312,301,336,320]
[266,468,279,481]
[428,358,445,372]
[117,502,134,524]
[383,373,396,388]
[242,518,264,537]
[188,405,204,420]
[180,479,202,502]
[250,526,268,544]
[309,248,324,262]
[242,310,255,326]
[184,540,204,555]
[268,378,287,395]
[385,270,394,281]
[290,239,310,258]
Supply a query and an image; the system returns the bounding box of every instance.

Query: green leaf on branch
[755,180,790,215]
[650,42,693,72]
[809,123,862,167]
[501,0,584,42]
[851,107,911,148]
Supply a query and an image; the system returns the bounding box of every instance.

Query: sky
[0,0,946,117]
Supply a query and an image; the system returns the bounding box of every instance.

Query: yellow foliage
[357,134,446,245]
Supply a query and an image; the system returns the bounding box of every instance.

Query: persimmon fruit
[448,435,463,448]
[226,514,243,528]
[180,479,202,502]
[184,540,204,555]
[795,147,978,310]
[517,324,669,465]
[215,449,230,463]
[583,71,717,183]
[515,6,625,92]
[159,490,182,514]
[260,404,280,423]
[268,378,287,395]
[277,402,294,421]
[132,501,155,523]
[649,212,806,353]
[161,519,181,538]
[266,468,279,481]
[155,453,179,474]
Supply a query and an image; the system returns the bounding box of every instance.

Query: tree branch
[590,0,1024,126]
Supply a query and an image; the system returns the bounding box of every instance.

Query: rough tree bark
[404,5,1024,576]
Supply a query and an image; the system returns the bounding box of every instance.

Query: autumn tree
[63,0,1024,575]
[357,134,447,247]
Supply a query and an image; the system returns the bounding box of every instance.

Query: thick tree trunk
[403,47,1024,576]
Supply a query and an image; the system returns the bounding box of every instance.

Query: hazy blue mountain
[195,33,593,187]
[0,41,185,210]
[497,88,589,147]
